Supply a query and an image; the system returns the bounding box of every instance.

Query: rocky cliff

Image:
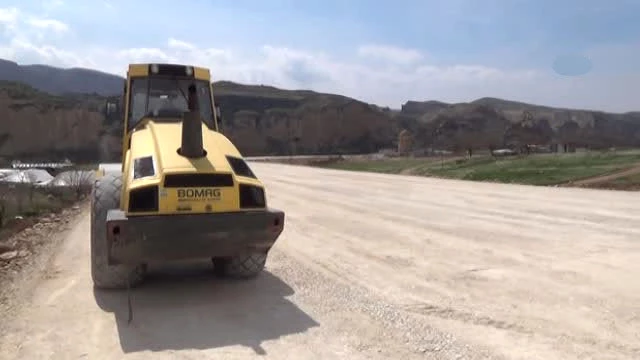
[213,82,393,156]
[0,58,639,161]
[0,65,394,161]
[395,98,640,151]
[0,81,110,163]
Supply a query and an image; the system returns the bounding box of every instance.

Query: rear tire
[212,252,267,279]
[90,173,146,289]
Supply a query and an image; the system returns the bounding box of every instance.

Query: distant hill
[0,59,123,95]
[0,58,638,161]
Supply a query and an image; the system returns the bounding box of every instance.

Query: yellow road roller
[92,63,285,289]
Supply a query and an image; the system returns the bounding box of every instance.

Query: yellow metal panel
[121,118,266,216]
[120,149,131,209]
[128,64,149,77]
[129,177,160,189]
[193,66,210,81]
[127,63,209,79]
[161,186,240,213]
[128,121,239,171]
[121,77,131,159]
[129,125,160,162]
[236,177,264,187]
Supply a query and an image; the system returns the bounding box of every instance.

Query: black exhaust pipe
[178,84,205,158]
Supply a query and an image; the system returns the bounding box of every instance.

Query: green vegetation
[0,80,105,112]
[318,151,640,186]
[319,158,441,174]
[214,80,318,100]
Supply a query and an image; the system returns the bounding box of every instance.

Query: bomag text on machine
[92,63,285,289]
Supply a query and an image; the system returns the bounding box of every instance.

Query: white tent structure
[0,168,96,187]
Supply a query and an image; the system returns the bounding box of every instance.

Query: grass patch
[319,158,442,174]
[610,172,640,185]
[319,152,640,186]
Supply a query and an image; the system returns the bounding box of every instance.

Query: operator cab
[103,63,223,134]
[128,73,214,131]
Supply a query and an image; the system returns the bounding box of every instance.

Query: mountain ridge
[3,58,636,114]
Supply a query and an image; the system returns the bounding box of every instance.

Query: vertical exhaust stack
[178,84,205,158]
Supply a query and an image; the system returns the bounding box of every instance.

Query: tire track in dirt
[567,164,640,186]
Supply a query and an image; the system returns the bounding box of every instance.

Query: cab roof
[127,63,211,81]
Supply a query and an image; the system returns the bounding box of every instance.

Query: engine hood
[128,120,242,173]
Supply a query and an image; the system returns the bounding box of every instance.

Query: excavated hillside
[0,81,110,163]
[1,59,640,161]
[395,99,640,151]
[0,79,394,161]
[214,81,393,155]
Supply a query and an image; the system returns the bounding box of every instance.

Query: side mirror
[104,99,121,123]
[215,105,224,132]
[105,101,117,115]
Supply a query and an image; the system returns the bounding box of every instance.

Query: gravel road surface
[1,163,639,360]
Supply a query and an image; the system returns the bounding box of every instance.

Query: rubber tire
[213,252,267,279]
[90,173,146,289]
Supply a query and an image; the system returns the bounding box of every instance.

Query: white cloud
[26,18,68,33]
[0,7,19,34]
[0,6,637,113]
[167,38,196,51]
[0,6,70,43]
[42,0,64,9]
[357,44,424,65]
[115,47,177,64]
[7,38,80,63]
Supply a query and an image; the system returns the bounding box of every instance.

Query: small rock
[17,250,30,258]
[0,250,19,261]
[0,243,14,254]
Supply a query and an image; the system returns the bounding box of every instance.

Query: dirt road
[568,164,640,187]
[1,163,640,360]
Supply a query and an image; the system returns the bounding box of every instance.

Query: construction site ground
[564,164,640,190]
[0,162,639,360]
[311,151,640,190]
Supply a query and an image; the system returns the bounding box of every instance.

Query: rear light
[128,185,158,212]
[239,184,265,208]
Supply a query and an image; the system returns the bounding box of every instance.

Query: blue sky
[0,0,639,111]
